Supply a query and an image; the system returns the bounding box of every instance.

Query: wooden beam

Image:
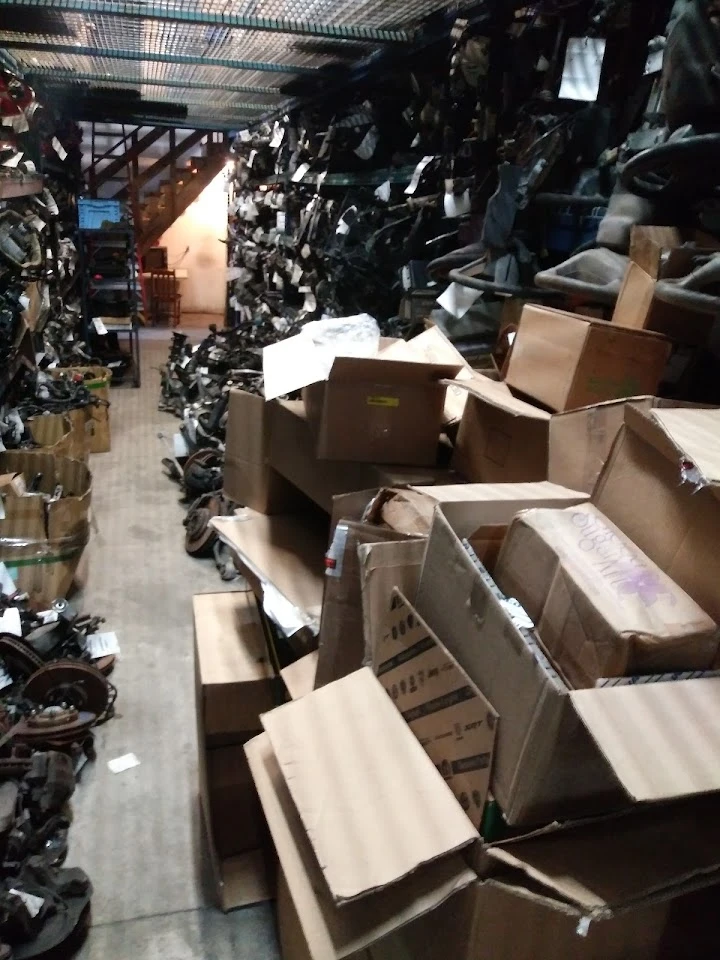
[113,129,209,199]
[94,126,167,190]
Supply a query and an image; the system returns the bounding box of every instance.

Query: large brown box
[50,366,112,454]
[505,304,670,412]
[416,406,720,825]
[495,502,718,688]
[0,450,91,608]
[28,412,90,463]
[303,356,460,465]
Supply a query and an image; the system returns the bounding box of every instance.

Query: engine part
[23,662,115,724]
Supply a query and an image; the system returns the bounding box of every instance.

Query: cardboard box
[28,412,90,463]
[0,450,91,608]
[193,591,274,910]
[269,399,454,513]
[0,472,27,496]
[495,503,719,688]
[376,590,497,829]
[246,730,475,959]
[50,366,112,454]
[303,356,460,465]
[451,374,551,483]
[315,520,420,688]
[211,509,327,653]
[280,651,318,701]
[193,591,275,744]
[222,389,301,514]
[504,304,671,412]
[611,261,711,345]
[416,408,720,824]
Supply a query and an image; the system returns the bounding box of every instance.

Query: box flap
[570,677,720,803]
[376,590,497,829]
[193,591,272,688]
[217,849,273,911]
[261,667,477,904]
[448,374,551,421]
[280,652,318,701]
[485,795,720,918]
[245,733,476,959]
[611,263,655,330]
[649,408,720,488]
[211,511,326,639]
[328,355,462,386]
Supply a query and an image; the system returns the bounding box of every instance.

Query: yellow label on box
[367,396,399,408]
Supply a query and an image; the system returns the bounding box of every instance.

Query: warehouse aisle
[68,332,280,958]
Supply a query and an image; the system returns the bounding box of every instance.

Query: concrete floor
[69,330,281,959]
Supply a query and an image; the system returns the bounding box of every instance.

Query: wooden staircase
[86,126,229,255]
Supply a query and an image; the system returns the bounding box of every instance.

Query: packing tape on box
[0,530,89,565]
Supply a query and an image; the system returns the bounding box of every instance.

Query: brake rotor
[184,493,222,558]
[182,448,222,497]
[13,707,96,746]
[0,634,44,682]
[23,661,114,723]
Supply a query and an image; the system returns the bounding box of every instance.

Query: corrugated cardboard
[211,510,327,651]
[51,366,111,453]
[360,539,426,667]
[222,389,301,514]
[315,521,419,688]
[280,651,318,701]
[416,456,720,822]
[0,450,91,608]
[379,327,475,425]
[261,667,477,904]
[245,732,476,959]
[593,406,720,624]
[28,412,90,462]
[269,400,453,513]
[504,304,671,412]
[450,374,551,483]
[192,591,275,742]
[304,356,460,465]
[495,503,718,688]
[376,590,497,829]
[611,261,711,345]
[193,591,273,910]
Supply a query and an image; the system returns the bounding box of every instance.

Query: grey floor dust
[69,330,281,959]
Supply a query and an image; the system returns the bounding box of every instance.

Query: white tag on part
[2,152,22,168]
[270,122,285,148]
[173,432,189,457]
[30,216,46,232]
[291,162,310,183]
[248,149,257,168]
[411,133,421,148]
[0,563,16,596]
[315,170,328,191]
[0,497,5,521]
[559,37,606,101]
[23,159,36,173]
[301,243,311,259]
[51,137,67,160]
[354,125,379,160]
[0,669,12,692]
[93,317,108,335]
[9,890,44,919]
[239,129,251,142]
[444,189,471,218]
[276,211,286,232]
[291,263,303,285]
[272,271,284,289]
[18,295,30,310]
[87,630,121,658]
[436,281,482,318]
[374,180,391,203]
[37,609,59,625]
[303,290,317,312]
[644,47,664,75]
[0,608,22,637]
[405,155,435,195]
[108,753,140,774]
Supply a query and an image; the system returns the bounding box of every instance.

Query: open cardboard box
[193,590,276,910]
[211,508,327,654]
[416,405,720,826]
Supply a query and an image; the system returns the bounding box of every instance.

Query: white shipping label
[270,122,285,148]
[87,631,121,658]
[108,753,140,774]
[93,317,108,335]
[559,37,606,101]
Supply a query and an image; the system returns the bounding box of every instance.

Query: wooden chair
[149,269,182,327]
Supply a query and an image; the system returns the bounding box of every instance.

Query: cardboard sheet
[651,407,720,486]
[570,677,720,802]
[244,734,476,959]
[211,510,326,640]
[280,651,318,700]
[360,539,426,668]
[261,668,477,903]
[376,590,497,828]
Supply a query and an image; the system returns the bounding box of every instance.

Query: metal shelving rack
[77,199,142,387]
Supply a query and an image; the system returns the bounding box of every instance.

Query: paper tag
[0,497,5,521]
[173,432,189,457]
[276,211,286,233]
[108,753,140,774]
[301,243,311,259]
[576,917,592,938]
[405,155,435,195]
[0,562,16,596]
[273,271,284,290]
[291,162,310,183]
[93,317,108,335]
[315,170,328,191]
[37,609,59,624]
[354,125,379,160]
[303,290,317,312]
[87,631,121,658]
[559,37,606,101]
[0,668,12,692]
[30,215,46,232]
[291,262,303,285]
[325,523,349,578]
[270,122,285,149]
[23,159,36,173]
[436,281,482,319]
[51,137,67,160]
[644,47,664,75]
[247,149,257,168]
[444,189,471,218]
[239,129,251,142]
[18,295,30,310]
[336,218,350,236]
[2,151,22,168]
[0,608,22,637]
[9,890,44,919]
[374,180,391,203]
